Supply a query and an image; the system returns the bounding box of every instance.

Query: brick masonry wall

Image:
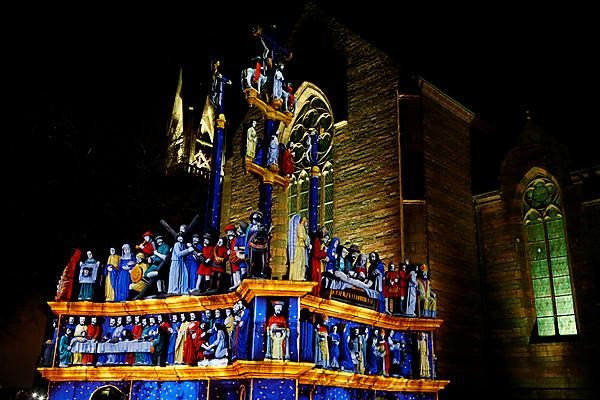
[421,95,483,397]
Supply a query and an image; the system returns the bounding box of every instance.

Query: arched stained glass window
[522,174,577,337]
[286,84,335,233]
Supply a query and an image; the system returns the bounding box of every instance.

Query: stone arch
[89,385,126,400]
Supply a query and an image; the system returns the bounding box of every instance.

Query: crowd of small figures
[61,210,437,319]
[43,304,434,380]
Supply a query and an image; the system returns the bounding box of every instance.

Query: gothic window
[522,175,577,337]
[286,89,335,232]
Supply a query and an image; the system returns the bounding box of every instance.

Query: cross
[132,214,201,299]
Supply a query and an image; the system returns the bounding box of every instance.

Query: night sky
[4,1,597,390]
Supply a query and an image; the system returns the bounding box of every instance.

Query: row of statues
[242,119,295,176]
[287,220,437,318]
[52,303,250,368]
[66,211,436,319]
[302,319,433,379]
[67,211,274,302]
[48,303,433,380]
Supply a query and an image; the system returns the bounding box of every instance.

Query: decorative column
[308,129,320,235]
[208,60,231,233]
[209,113,226,232]
[258,117,278,229]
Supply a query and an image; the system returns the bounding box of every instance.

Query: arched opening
[89,385,126,400]
[520,168,578,337]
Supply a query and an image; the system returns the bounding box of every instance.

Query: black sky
[4,0,598,388]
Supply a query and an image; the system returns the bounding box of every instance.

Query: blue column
[251,296,267,360]
[259,182,273,229]
[258,118,277,229]
[287,297,300,362]
[209,114,226,232]
[208,66,229,234]
[308,131,320,234]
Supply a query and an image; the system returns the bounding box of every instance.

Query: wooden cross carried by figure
[132,214,201,300]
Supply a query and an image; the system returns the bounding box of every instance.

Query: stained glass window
[287,90,335,234]
[522,175,577,337]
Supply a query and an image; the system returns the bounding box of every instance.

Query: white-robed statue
[288,214,308,281]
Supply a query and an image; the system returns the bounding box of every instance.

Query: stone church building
[181,5,598,400]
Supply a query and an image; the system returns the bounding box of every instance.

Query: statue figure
[105,247,120,301]
[235,222,248,280]
[208,236,228,293]
[368,252,386,313]
[193,233,214,293]
[167,233,194,295]
[350,327,364,374]
[224,308,235,350]
[128,253,150,296]
[209,59,231,110]
[377,329,390,376]
[149,235,170,295]
[384,262,399,314]
[265,300,290,360]
[82,316,101,366]
[167,314,179,365]
[184,312,200,366]
[78,250,99,301]
[314,319,330,368]
[200,323,228,366]
[225,224,242,291]
[398,260,410,314]
[325,237,340,273]
[70,316,87,364]
[405,263,418,317]
[309,226,329,296]
[339,323,355,372]
[58,327,73,367]
[131,315,143,365]
[241,56,267,95]
[96,317,115,366]
[352,253,368,280]
[267,134,279,167]
[246,211,269,278]
[115,244,135,302]
[388,330,402,378]
[136,231,155,259]
[418,332,431,378]
[288,214,308,281]
[281,81,296,113]
[417,264,437,317]
[154,314,171,366]
[329,324,341,370]
[272,63,285,102]
[245,120,258,160]
[174,313,189,365]
[232,301,250,360]
[279,141,295,176]
[186,234,201,292]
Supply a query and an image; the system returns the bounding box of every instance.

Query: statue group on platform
[59,208,436,322]
[300,310,434,379]
[60,209,280,302]
[285,223,437,318]
[53,303,250,368]
[241,119,296,177]
[241,26,296,114]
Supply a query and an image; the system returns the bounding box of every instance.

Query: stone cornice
[418,78,475,124]
[47,280,317,316]
[38,361,449,393]
[301,295,443,331]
